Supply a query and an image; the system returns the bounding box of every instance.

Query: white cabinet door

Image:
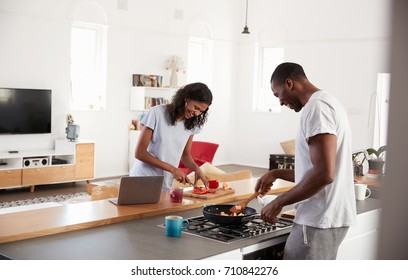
[337,209,381,260]
[203,249,242,260]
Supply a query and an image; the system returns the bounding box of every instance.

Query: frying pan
[202,204,257,226]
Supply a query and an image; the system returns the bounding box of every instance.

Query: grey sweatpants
[283,223,349,260]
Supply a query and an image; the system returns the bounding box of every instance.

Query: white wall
[233,0,391,167]
[0,0,392,179]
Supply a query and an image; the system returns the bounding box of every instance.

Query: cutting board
[183,188,235,199]
[281,209,296,219]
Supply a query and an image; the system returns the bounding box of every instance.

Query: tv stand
[0,140,94,192]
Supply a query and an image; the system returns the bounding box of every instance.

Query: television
[0,88,52,135]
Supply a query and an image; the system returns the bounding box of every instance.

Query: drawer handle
[36,169,40,172]
[6,170,11,174]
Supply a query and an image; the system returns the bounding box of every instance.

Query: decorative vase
[170,68,178,88]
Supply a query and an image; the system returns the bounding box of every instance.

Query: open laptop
[108,175,164,205]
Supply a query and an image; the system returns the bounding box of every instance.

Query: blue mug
[165,215,189,237]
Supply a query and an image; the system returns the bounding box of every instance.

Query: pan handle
[241,213,257,223]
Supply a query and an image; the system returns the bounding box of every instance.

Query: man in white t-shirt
[255,62,356,259]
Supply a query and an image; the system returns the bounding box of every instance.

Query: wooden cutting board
[183,188,235,199]
[281,209,296,219]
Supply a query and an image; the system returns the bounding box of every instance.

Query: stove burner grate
[181,214,293,244]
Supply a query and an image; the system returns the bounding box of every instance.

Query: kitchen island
[0,178,382,260]
[0,178,293,244]
[0,198,381,260]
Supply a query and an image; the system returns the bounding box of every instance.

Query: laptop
[108,175,164,205]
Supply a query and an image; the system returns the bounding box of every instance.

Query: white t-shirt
[294,91,357,228]
[130,105,200,190]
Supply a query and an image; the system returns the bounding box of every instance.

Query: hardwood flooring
[0,164,268,203]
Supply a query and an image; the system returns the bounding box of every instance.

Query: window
[253,46,284,112]
[373,73,390,147]
[187,37,212,85]
[70,22,107,110]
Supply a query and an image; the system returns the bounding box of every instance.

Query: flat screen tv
[0,88,52,135]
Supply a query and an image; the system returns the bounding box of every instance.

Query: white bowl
[257,195,278,207]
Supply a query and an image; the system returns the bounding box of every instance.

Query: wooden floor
[0,164,268,203]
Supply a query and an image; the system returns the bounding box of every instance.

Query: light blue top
[130,105,200,190]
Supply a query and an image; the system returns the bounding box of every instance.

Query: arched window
[187,21,213,85]
[253,45,284,113]
[69,2,107,110]
[253,24,286,113]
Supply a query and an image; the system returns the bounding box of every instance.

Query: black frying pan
[202,204,257,226]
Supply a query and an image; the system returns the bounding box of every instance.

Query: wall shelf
[130,86,177,111]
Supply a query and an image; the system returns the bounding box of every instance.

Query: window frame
[187,36,213,85]
[70,21,107,111]
[252,44,284,113]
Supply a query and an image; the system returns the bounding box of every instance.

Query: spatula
[229,192,260,214]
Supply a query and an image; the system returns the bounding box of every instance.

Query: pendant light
[242,0,250,34]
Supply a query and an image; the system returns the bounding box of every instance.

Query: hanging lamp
[242,0,250,34]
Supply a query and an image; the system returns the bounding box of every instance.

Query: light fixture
[242,0,250,34]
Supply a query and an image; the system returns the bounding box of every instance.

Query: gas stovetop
[181,215,293,244]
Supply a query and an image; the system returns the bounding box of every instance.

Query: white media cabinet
[0,140,94,192]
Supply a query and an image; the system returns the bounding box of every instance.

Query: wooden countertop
[0,178,294,244]
[354,175,384,187]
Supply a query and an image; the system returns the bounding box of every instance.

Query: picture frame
[133,74,163,87]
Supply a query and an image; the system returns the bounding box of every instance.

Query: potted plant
[366,146,387,176]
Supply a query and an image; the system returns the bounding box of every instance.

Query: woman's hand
[172,167,190,184]
[194,169,208,188]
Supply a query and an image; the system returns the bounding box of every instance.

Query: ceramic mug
[169,187,183,203]
[355,184,371,201]
[165,215,189,237]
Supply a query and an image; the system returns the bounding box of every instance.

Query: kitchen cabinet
[337,208,381,259]
[204,249,242,260]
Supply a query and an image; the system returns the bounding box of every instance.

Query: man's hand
[260,199,283,224]
[255,171,276,194]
